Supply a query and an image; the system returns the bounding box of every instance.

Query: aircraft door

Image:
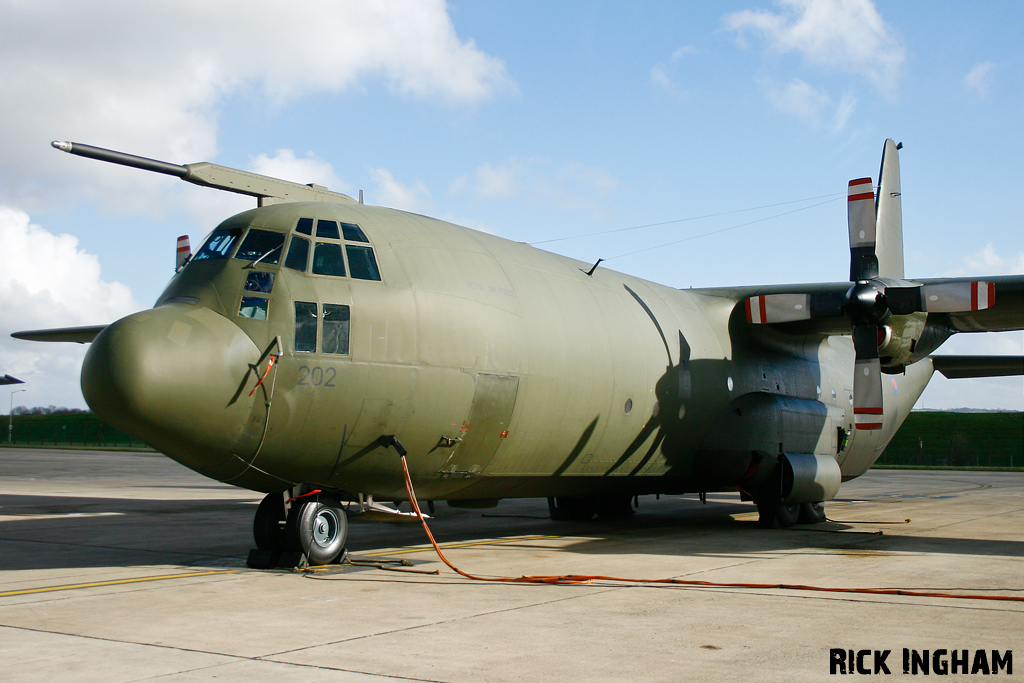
[440,373,519,476]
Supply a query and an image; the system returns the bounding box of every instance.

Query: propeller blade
[745,293,810,324]
[848,177,878,281]
[882,280,996,316]
[921,280,995,312]
[743,292,846,324]
[852,324,883,430]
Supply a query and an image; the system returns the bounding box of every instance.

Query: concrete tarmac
[1,448,1021,682]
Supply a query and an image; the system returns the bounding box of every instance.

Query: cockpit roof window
[234,229,285,265]
[316,220,341,240]
[194,227,242,261]
[341,222,369,243]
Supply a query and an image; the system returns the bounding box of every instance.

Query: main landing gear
[252,491,348,566]
[755,499,827,528]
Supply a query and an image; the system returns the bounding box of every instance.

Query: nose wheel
[253,491,348,565]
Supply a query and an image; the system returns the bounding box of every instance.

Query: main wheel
[287,494,348,565]
[798,501,827,524]
[755,499,800,528]
[253,493,287,552]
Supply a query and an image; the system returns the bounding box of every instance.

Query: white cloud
[964,61,996,98]
[650,45,697,97]
[1,207,141,408]
[250,150,350,193]
[0,0,513,212]
[725,0,905,91]
[940,244,1024,278]
[452,158,618,218]
[764,78,833,120]
[370,168,434,214]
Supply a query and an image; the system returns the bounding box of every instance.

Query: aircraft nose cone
[82,304,262,483]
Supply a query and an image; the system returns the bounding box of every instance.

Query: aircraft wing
[931,355,1024,379]
[0,374,25,385]
[11,325,107,343]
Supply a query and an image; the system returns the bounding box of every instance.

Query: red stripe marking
[854,407,884,415]
[744,298,753,322]
[971,281,979,310]
[988,282,996,307]
[758,296,767,323]
[848,192,874,202]
[856,423,882,430]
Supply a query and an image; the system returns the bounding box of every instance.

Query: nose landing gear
[251,490,348,567]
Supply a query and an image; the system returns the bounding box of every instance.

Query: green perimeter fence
[2,413,149,449]
[1,410,1021,466]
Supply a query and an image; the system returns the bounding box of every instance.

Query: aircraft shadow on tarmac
[2,492,1023,573]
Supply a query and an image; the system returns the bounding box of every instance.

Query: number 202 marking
[297,365,336,387]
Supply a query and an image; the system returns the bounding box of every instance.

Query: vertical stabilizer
[875,139,904,279]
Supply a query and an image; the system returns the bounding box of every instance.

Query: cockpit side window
[194,227,242,260]
[284,236,310,272]
[294,302,317,352]
[346,245,381,281]
[322,304,350,354]
[234,229,285,265]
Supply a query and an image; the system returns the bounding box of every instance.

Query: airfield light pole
[8,389,26,443]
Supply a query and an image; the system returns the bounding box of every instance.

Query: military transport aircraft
[13,139,1024,565]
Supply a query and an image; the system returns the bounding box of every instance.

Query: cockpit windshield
[234,229,286,265]
[193,227,243,261]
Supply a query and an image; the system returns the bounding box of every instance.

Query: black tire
[756,499,779,528]
[798,501,826,524]
[287,494,348,565]
[253,493,287,552]
[548,496,598,521]
[775,502,800,528]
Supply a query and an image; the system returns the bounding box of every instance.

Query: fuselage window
[284,235,310,272]
[322,304,351,355]
[346,245,382,281]
[234,229,285,265]
[244,271,275,294]
[316,220,341,239]
[239,296,269,320]
[294,301,318,352]
[341,222,369,242]
[194,227,242,260]
[312,242,346,277]
[296,217,313,236]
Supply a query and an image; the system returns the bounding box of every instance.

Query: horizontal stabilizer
[0,374,25,386]
[931,355,1024,379]
[11,325,107,344]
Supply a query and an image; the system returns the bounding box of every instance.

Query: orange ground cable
[397,455,1024,602]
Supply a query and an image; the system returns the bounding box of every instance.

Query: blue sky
[1,0,1021,410]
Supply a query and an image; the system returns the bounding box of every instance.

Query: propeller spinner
[742,141,995,430]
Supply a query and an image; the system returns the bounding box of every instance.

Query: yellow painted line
[363,534,563,558]
[0,569,241,598]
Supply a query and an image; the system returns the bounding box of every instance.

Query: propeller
[742,141,996,431]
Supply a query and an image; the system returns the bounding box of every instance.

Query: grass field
[876,411,1023,469]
